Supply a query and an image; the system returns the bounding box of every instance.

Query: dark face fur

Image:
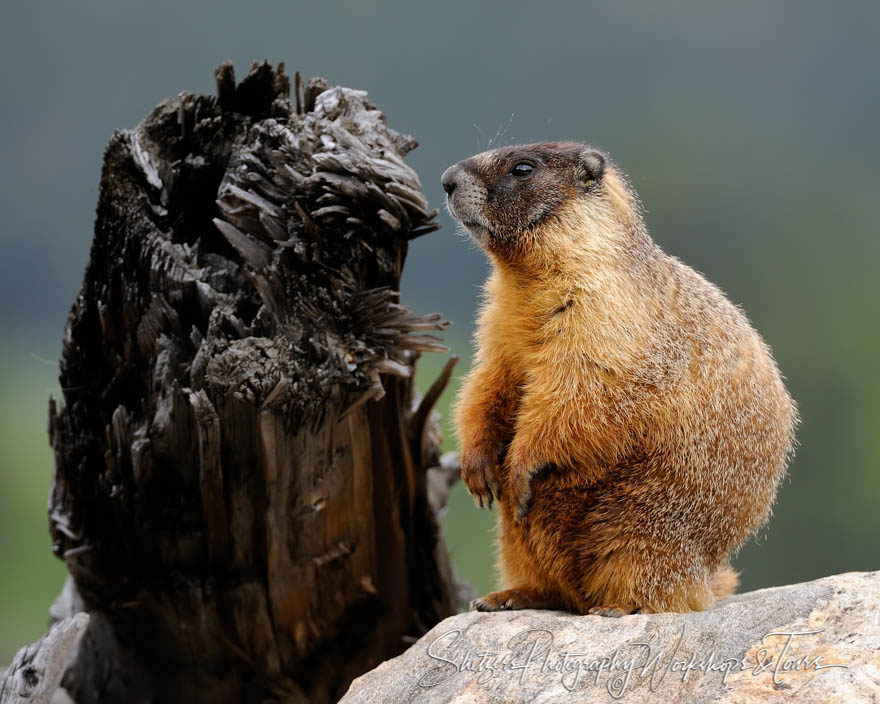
[441,141,606,256]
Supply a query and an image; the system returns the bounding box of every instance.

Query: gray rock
[340,571,880,703]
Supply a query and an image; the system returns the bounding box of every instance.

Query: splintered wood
[45,61,460,704]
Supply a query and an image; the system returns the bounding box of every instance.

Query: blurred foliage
[1,0,878,663]
[0,333,67,663]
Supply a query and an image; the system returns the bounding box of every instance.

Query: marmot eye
[511,162,534,176]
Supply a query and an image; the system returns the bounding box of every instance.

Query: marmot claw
[461,447,502,509]
[510,461,548,523]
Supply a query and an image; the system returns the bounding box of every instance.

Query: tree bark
[0,615,88,704]
[46,61,461,704]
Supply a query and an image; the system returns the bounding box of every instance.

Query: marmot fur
[441,142,797,614]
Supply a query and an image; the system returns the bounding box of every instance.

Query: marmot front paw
[460,446,503,508]
[508,460,549,523]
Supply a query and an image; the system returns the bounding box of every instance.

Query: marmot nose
[441,165,460,196]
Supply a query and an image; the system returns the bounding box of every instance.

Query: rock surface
[340,571,880,703]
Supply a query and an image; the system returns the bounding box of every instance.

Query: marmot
[441,142,797,615]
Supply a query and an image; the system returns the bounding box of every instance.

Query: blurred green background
[1,0,878,663]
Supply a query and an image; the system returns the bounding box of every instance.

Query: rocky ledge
[340,571,879,703]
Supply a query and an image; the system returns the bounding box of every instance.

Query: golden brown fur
[441,142,797,614]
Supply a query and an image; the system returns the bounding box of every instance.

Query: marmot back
[441,142,797,614]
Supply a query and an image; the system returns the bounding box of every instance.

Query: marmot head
[441,142,643,266]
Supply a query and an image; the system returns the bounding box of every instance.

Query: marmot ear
[577,150,606,188]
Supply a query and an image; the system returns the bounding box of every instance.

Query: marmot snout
[444,141,797,615]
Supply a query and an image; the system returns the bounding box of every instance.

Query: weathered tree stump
[0,615,89,704]
[46,61,460,703]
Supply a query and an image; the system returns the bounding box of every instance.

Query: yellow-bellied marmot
[441,142,797,615]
